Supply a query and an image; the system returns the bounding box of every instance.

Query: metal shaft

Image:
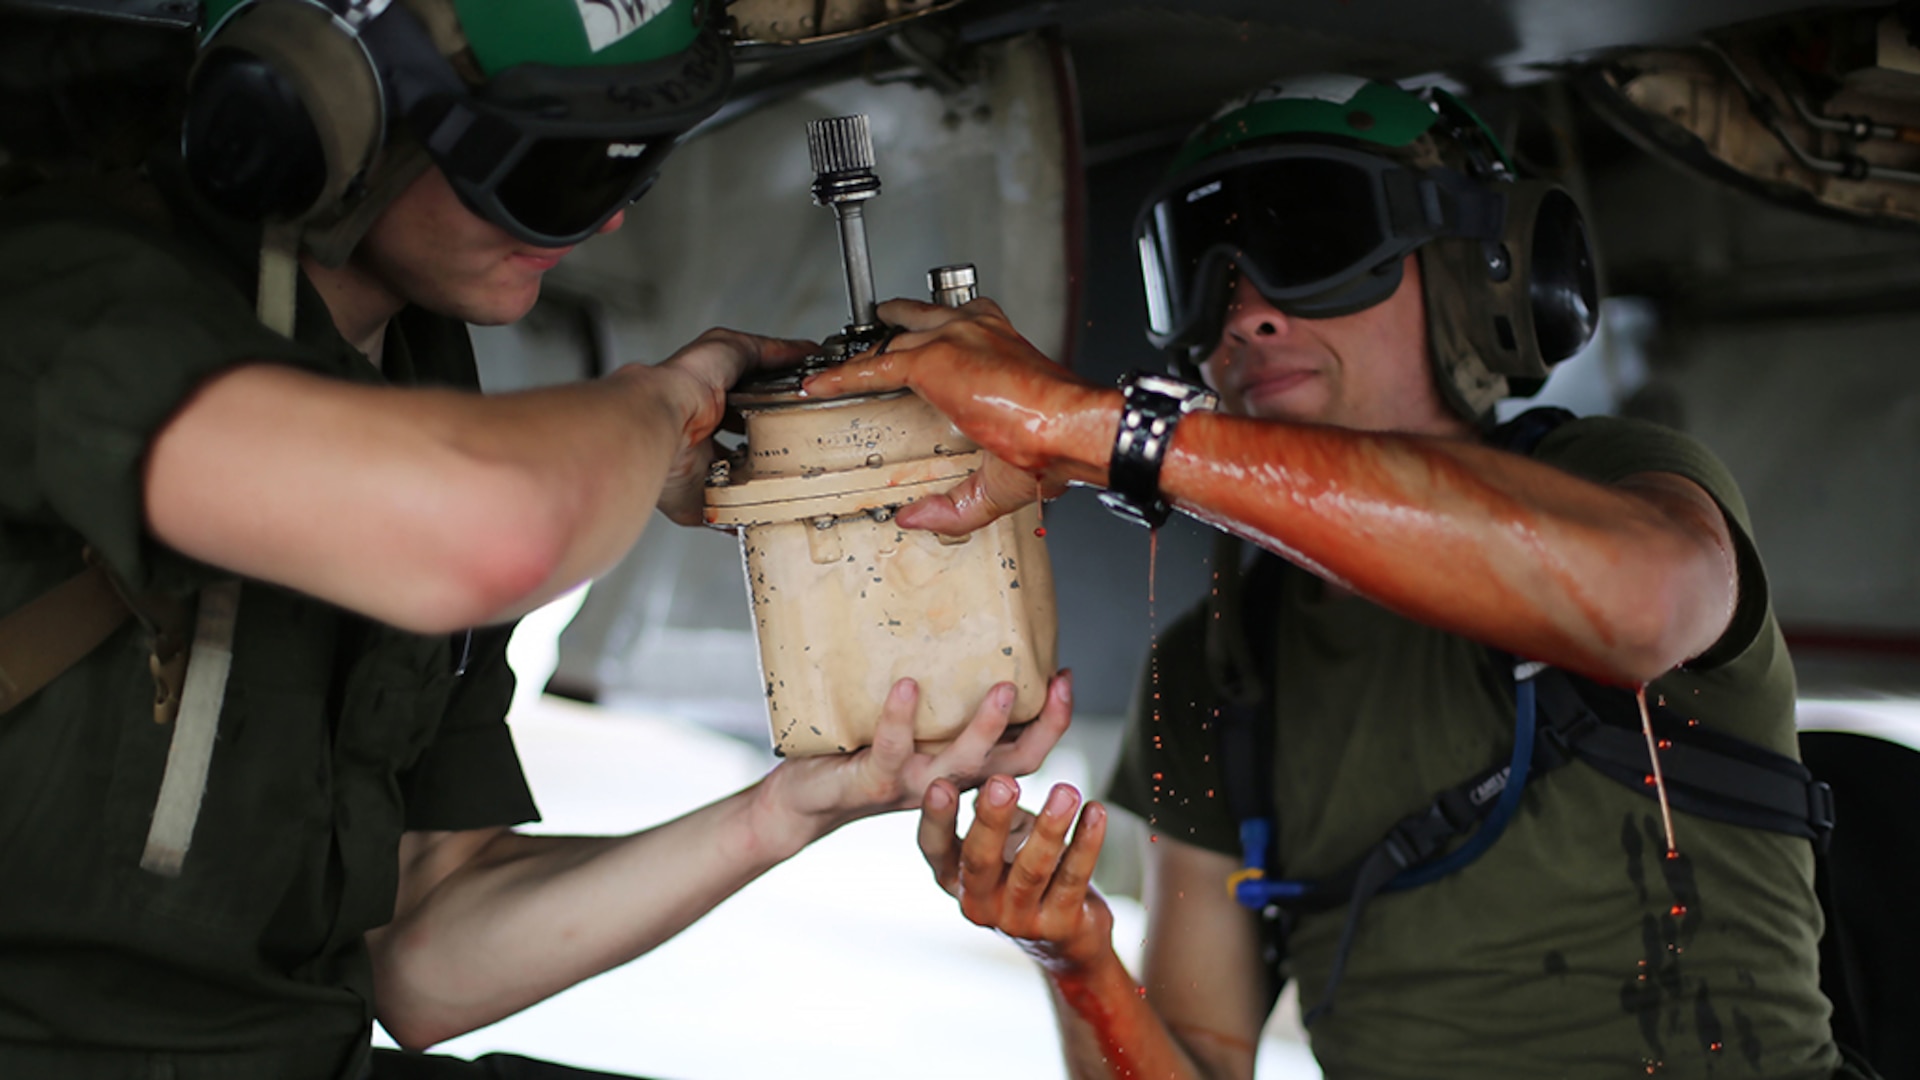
[836,203,878,328]
[806,115,883,331]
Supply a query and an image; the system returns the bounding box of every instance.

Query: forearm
[370,780,810,1050]
[1157,415,1731,683]
[1034,393,1730,684]
[146,362,697,632]
[1041,947,1217,1080]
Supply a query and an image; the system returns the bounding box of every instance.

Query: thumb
[896,457,1039,535]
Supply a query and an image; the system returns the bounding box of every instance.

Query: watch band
[1096,370,1218,529]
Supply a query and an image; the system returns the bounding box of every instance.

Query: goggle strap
[1425,169,1508,242]
[1382,170,1441,240]
[423,100,521,187]
[358,0,467,116]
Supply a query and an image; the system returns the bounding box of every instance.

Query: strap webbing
[0,561,133,715]
[138,221,295,877]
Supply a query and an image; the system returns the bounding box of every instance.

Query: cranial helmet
[1134,74,1601,422]
[183,0,731,263]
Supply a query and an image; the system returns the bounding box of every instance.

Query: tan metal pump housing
[703,117,1057,757]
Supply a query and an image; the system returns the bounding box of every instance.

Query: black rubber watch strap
[1097,371,1217,528]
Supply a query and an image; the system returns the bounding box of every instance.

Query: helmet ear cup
[182,0,383,222]
[1421,180,1601,420]
[182,50,326,218]
[1525,187,1599,365]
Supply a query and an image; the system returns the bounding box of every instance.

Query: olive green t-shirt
[1108,416,1838,1080]
[0,169,540,1079]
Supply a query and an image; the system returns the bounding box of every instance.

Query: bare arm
[368,674,1073,1051]
[920,780,1264,1080]
[805,300,1737,686]
[144,330,811,633]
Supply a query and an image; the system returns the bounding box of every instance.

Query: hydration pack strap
[1231,663,1835,1024]
[1533,673,1834,846]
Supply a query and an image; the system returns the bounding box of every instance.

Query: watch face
[1127,372,1220,413]
[1133,373,1192,397]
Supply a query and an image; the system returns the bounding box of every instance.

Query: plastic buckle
[1381,824,1426,871]
[1227,866,1267,903]
[1808,780,1837,851]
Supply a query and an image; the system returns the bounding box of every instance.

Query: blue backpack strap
[1204,531,1292,1012]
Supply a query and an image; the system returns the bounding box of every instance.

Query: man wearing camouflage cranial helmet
[807,74,1863,1078]
[0,1,1071,1077]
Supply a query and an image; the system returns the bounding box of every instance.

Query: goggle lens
[1137,151,1414,347]
[493,136,661,241]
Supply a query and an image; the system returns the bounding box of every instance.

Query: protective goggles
[1134,143,1508,352]
[363,4,731,247]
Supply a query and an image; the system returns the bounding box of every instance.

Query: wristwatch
[1096,370,1218,529]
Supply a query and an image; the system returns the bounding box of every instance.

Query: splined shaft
[806,115,882,331]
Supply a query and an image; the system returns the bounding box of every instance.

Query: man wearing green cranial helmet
[795,72,1866,1079]
[0,2,1075,1077]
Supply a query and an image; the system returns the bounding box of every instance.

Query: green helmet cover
[200,0,705,71]
[452,0,703,74]
[1166,75,1439,174]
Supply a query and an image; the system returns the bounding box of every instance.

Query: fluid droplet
[1034,526,1047,537]
[1657,739,1673,751]
[1709,1042,1723,1054]
[1670,904,1687,917]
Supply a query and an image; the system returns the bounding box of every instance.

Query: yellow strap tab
[1226,865,1266,900]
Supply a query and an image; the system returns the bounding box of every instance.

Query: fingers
[1003,783,1081,913]
[672,329,817,390]
[953,778,1107,943]
[656,437,717,527]
[918,778,962,896]
[985,669,1074,778]
[1044,800,1106,919]
[956,776,1022,921]
[876,296,1011,331]
[802,348,912,399]
[933,682,1016,772]
[702,327,817,368]
[865,678,919,779]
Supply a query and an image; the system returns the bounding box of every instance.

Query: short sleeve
[1104,603,1243,856]
[1531,415,1771,672]
[396,623,541,832]
[0,210,335,591]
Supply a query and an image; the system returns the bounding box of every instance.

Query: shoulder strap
[0,560,133,715]
[137,222,296,878]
